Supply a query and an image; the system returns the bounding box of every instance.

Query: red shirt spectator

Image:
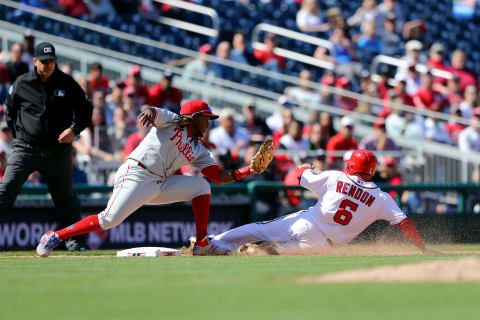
[124,65,149,106]
[88,63,110,93]
[326,116,358,165]
[58,0,89,16]
[253,33,286,70]
[413,72,447,112]
[335,77,358,111]
[446,49,477,90]
[148,71,183,110]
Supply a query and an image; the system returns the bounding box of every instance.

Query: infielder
[210,149,437,254]
[36,100,274,256]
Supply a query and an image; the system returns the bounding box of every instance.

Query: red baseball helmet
[180,100,219,119]
[346,149,377,178]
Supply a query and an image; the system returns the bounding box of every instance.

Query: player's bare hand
[58,128,75,144]
[138,108,155,127]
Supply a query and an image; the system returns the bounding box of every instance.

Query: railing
[251,23,335,70]
[152,0,220,37]
[370,54,453,82]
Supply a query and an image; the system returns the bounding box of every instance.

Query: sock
[192,194,210,245]
[56,215,102,241]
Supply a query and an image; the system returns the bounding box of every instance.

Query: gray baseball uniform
[98,108,217,229]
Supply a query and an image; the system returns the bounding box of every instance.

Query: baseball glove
[251,139,275,173]
[177,114,194,128]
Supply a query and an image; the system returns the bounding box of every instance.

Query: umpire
[2,42,93,250]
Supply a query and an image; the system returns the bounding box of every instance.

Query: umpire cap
[34,42,57,60]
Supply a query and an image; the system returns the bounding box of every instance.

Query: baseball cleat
[192,235,230,256]
[36,231,62,257]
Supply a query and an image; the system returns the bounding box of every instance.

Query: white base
[116,247,181,257]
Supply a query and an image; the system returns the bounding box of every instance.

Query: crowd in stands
[2,0,480,212]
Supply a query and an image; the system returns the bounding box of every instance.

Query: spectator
[397,63,421,96]
[296,0,327,33]
[241,100,271,140]
[73,107,114,162]
[0,65,9,105]
[279,120,310,152]
[106,79,125,112]
[287,70,319,109]
[88,62,110,94]
[58,0,90,16]
[377,157,403,199]
[446,49,478,90]
[0,121,13,155]
[444,75,464,107]
[272,107,294,149]
[124,65,149,107]
[209,108,250,154]
[380,12,402,56]
[402,20,427,43]
[459,85,477,119]
[403,112,425,140]
[326,116,358,167]
[253,33,286,71]
[413,71,447,112]
[375,0,405,35]
[148,70,183,113]
[360,119,399,151]
[385,98,406,138]
[308,122,328,150]
[5,43,29,84]
[230,31,260,66]
[92,90,115,128]
[303,109,320,137]
[122,86,140,128]
[396,40,426,81]
[347,0,377,33]
[314,28,362,80]
[211,41,233,79]
[335,77,358,111]
[21,30,35,71]
[183,44,216,82]
[123,111,151,159]
[59,62,73,76]
[424,113,452,144]
[324,7,351,38]
[458,107,480,153]
[391,80,414,106]
[319,111,336,142]
[356,21,382,68]
[71,147,88,184]
[445,107,467,144]
[266,95,293,132]
[428,43,447,70]
[84,0,116,18]
[318,71,336,105]
[107,107,134,161]
[77,76,93,100]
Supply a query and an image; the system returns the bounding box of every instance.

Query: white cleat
[192,235,230,256]
[36,231,62,257]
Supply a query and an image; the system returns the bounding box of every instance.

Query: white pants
[212,210,332,251]
[98,159,210,229]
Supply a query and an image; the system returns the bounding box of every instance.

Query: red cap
[321,75,335,86]
[336,76,350,87]
[180,100,219,119]
[374,119,386,128]
[130,65,141,76]
[199,44,213,54]
[383,157,397,166]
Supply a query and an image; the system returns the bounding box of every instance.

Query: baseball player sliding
[36,100,274,256]
[209,150,438,255]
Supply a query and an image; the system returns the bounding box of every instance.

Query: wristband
[232,166,251,181]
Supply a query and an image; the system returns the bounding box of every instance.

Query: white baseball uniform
[97,108,217,229]
[212,169,407,251]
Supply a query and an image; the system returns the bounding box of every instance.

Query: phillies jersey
[300,169,406,245]
[128,108,216,179]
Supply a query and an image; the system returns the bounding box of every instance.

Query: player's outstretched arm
[202,163,259,185]
[396,218,440,254]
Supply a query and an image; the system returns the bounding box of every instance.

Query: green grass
[0,245,479,320]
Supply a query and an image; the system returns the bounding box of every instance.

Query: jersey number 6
[333,199,359,225]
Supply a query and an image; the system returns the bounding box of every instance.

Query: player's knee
[97,213,122,230]
[191,177,211,198]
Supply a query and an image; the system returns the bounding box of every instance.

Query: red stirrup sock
[56,215,102,240]
[192,194,211,246]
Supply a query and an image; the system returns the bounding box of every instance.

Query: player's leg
[0,147,35,213]
[38,146,85,250]
[212,210,331,252]
[147,175,211,241]
[37,160,160,256]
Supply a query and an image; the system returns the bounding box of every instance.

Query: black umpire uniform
[2,42,93,250]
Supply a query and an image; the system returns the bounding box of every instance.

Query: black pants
[0,140,85,248]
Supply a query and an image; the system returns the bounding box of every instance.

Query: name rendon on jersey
[335,181,376,207]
